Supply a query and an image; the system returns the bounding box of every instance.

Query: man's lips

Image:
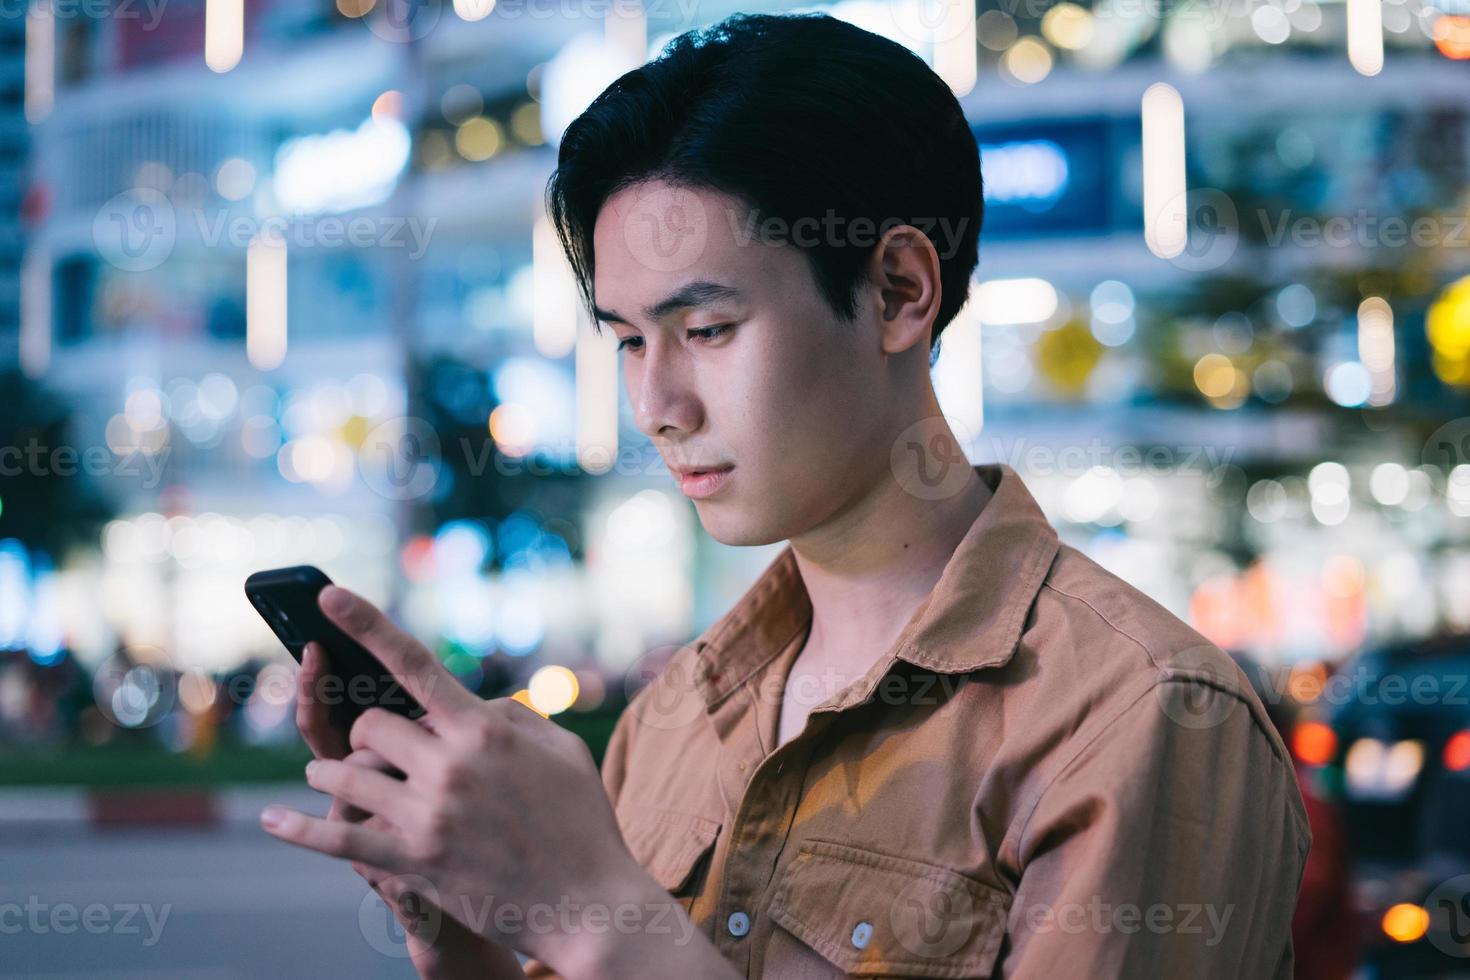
[673,464,734,499]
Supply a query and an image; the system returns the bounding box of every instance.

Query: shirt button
[727,911,750,937]
[851,920,873,949]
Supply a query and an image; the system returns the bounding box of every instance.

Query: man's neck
[786,425,993,679]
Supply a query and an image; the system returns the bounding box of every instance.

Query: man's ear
[868,224,942,355]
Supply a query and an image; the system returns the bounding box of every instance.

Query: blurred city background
[0,0,1468,976]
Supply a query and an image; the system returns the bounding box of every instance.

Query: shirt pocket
[766,838,1010,979]
[616,801,722,910]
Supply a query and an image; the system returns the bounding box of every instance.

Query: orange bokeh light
[1432,15,1470,60]
[1382,903,1429,944]
[1287,662,1329,703]
[1292,721,1338,767]
[1445,730,1470,773]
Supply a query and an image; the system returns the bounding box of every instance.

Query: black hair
[545,11,984,351]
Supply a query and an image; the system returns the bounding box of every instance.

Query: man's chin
[693,504,788,548]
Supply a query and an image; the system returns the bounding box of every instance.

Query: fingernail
[320,586,352,615]
[304,760,319,780]
[260,805,289,830]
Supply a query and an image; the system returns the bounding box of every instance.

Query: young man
[266,12,1309,978]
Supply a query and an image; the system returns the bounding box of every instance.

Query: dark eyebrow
[593,280,742,327]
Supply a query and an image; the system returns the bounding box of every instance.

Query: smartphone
[244,565,425,731]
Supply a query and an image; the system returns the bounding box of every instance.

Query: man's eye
[616,336,644,353]
[687,324,733,342]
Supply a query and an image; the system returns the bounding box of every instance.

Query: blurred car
[1323,633,1470,976]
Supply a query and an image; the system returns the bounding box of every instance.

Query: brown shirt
[526,463,1309,978]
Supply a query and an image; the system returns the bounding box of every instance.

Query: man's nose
[632,344,702,438]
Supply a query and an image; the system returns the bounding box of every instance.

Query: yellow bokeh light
[1003,37,1054,85]
[1428,274,1470,385]
[1382,903,1429,943]
[511,102,543,145]
[1042,3,1094,50]
[1035,320,1102,396]
[455,117,503,162]
[338,414,369,450]
[528,665,579,716]
[1193,353,1237,398]
[337,0,374,17]
[1207,368,1250,409]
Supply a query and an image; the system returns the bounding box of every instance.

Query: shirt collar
[691,463,1060,709]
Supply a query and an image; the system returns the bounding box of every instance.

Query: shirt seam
[1039,579,1160,669]
[1040,577,1303,776]
[1007,677,1311,866]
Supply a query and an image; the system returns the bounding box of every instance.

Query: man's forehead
[592,182,752,261]
[593,184,765,311]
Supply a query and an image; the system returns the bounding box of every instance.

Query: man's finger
[329,749,406,823]
[349,707,441,775]
[318,585,476,718]
[260,805,405,869]
[306,758,416,826]
[295,643,349,760]
[343,748,404,780]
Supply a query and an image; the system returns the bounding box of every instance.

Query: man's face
[591,181,896,546]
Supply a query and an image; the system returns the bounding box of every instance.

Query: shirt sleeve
[520,700,640,979]
[999,679,1310,979]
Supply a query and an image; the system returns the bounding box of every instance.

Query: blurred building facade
[3,0,1470,695]
[3,0,1470,969]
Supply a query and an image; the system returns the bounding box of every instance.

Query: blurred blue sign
[973,117,1140,239]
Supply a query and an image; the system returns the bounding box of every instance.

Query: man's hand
[293,641,522,980]
[264,586,652,973]
[335,747,525,979]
